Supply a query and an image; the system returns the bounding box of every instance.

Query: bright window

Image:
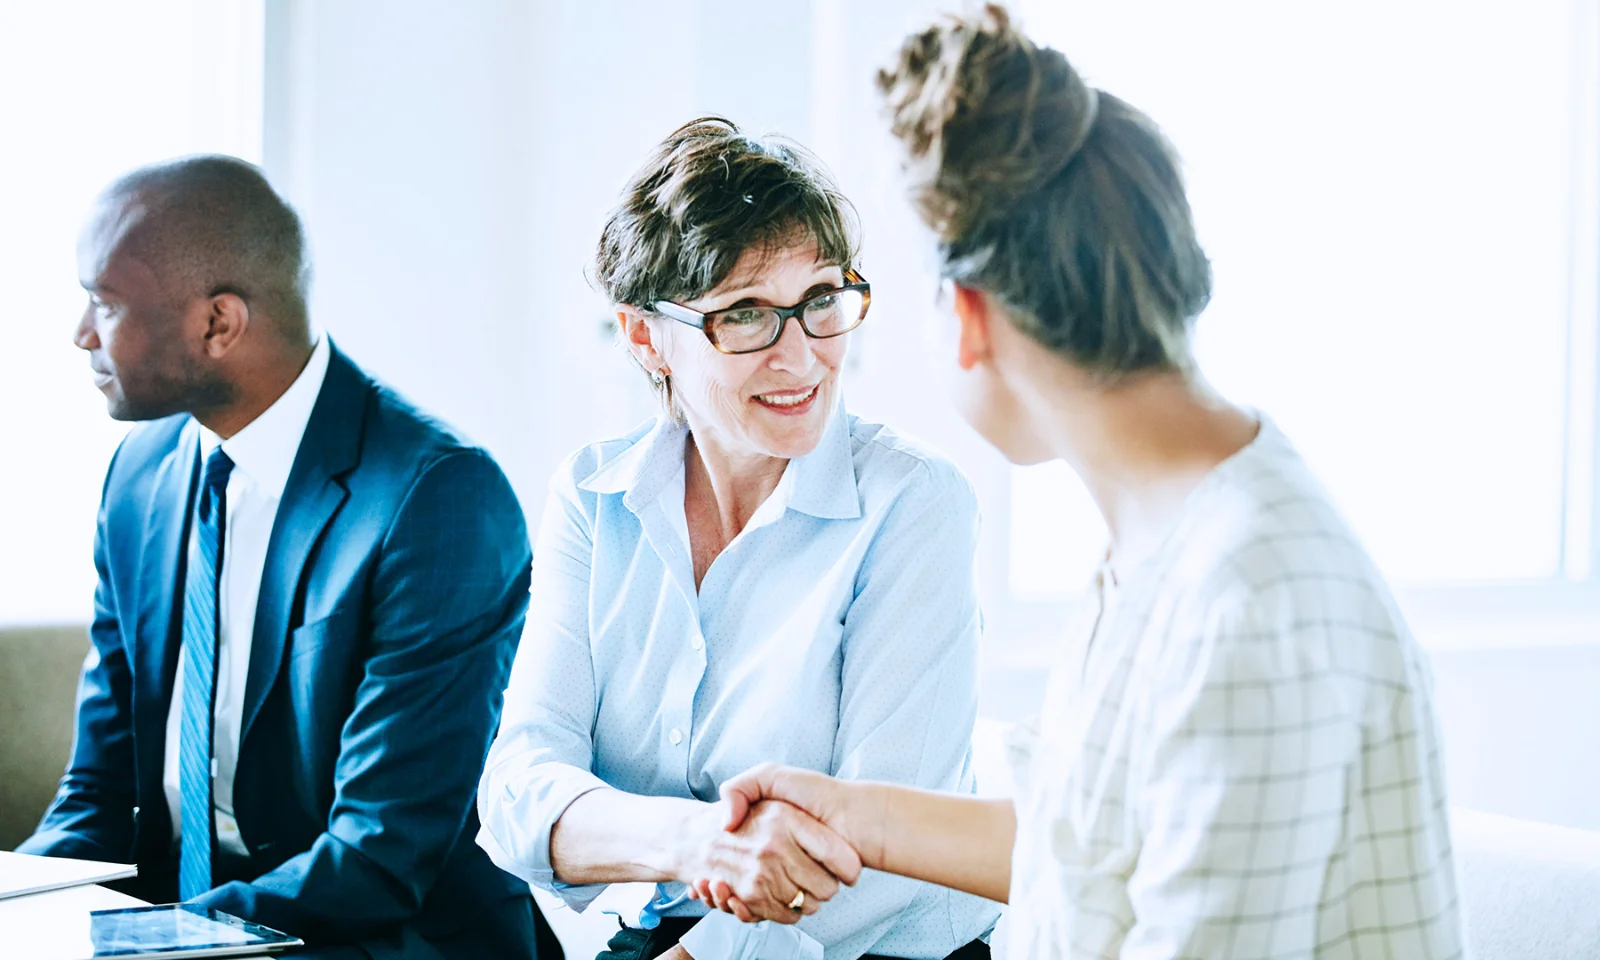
[1011,0,1592,597]
[0,1,264,624]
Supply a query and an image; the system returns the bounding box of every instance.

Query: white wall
[265,0,550,508]
[260,0,1598,833]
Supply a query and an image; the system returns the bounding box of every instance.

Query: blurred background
[2,0,1596,833]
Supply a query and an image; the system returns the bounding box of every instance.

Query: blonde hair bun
[879,4,1212,380]
[878,3,1098,241]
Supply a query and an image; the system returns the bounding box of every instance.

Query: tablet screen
[88,903,302,956]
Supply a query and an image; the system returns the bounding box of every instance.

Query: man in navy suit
[19,155,559,960]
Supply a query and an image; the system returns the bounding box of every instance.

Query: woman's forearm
[864,784,1016,903]
[720,765,1015,903]
[550,787,715,886]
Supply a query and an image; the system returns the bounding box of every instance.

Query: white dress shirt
[1000,418,1466,959]
[478,402,1000,960]
[162,335,331,857]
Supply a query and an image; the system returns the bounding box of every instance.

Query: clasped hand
[687,765,877,924]
[676,788,859,924]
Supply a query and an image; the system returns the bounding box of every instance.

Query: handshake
[682,764,883,924]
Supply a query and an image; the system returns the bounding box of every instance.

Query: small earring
[652,369,668,385]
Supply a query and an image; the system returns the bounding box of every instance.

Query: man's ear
[618,304,670,376]
[951,283,993,371]
[201,292,250,358]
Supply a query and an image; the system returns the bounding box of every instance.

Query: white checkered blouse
[1001,419,1466,959]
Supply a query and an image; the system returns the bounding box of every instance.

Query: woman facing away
[706,7,1467,959]
[476,119,1001,960]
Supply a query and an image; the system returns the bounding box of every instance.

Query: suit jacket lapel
[131,420,198,844]
[239,346,365,746]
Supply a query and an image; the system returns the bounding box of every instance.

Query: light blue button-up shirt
[477,401,1000,960]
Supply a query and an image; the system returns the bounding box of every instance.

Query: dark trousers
[597,916,990,960]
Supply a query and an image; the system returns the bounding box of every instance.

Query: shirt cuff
[478,825,612,911]
[679,911,824,960]
[548,877,609,913]
[476,759,610,906]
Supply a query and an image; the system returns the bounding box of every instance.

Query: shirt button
[669,728,684,745]
[690,635,704,651]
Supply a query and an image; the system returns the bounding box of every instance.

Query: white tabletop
[0,883,148,960]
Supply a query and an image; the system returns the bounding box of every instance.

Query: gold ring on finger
[789,890,806,912]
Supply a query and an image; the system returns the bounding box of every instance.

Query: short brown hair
[593,117,859,414]
[878,5,1211,379]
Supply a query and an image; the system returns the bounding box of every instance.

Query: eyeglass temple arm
[649,300,707,329]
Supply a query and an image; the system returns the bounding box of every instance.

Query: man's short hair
[108,155,311,341]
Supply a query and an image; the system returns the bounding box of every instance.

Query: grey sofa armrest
[0,625,90,851]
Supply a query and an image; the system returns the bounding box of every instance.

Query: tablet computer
[86,903,303,957]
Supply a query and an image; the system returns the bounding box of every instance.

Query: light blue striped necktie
[178,447,234,900]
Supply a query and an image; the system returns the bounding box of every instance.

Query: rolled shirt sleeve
[477,466,611,909]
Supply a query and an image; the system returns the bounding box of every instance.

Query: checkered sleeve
[1120,585,1373,959]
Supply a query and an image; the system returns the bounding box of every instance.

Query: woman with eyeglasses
[476,118,1000,960]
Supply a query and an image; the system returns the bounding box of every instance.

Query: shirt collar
[197,334,333,499]
[782,401,860,520]
[576,417,689,511]
[578,400,861,521]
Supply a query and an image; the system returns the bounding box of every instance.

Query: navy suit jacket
[22,344,537,954]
